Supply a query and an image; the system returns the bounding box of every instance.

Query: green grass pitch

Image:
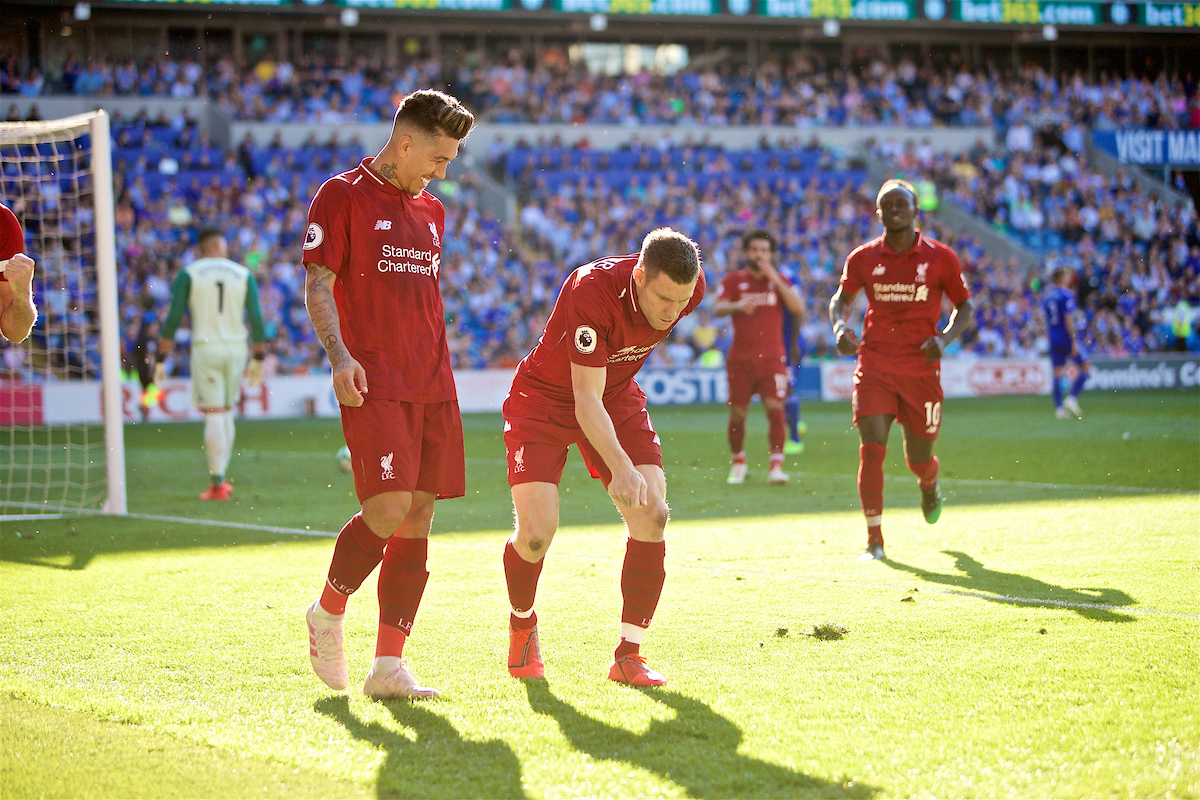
[1,391,1197,799]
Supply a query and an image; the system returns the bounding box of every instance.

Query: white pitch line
[92,512,1200,622]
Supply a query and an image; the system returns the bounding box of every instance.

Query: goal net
[1,111,126,517]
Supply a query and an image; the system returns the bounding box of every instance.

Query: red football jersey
[304,158,455,403]
[0,202,23,282]
[508,254,706,414]
[840,231,970,377]
[716,267,791,363]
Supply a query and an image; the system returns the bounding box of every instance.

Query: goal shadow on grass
[522,680,876,799]
[884,550,1138,622]
[315,695,527,799]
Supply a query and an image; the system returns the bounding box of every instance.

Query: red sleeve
[939,246,971,304]
[715,271,739,303]
[840,247,865,295]
[564,269,618,368]
[0,204,23,282]
[303,180,350,276]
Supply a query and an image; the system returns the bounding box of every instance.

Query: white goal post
[0,110,126,516]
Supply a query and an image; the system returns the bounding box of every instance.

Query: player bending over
[503,228,705,686]
[829,179,973,561]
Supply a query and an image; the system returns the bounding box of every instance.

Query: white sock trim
[311,601,344,624]
[371,656,401,673]
[511,607,535,619]
[620,622,647,645]
[865,515,882,527]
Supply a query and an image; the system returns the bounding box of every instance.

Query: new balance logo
[381,452,395,480]
[374,220,392,231]
[872,265,887,276]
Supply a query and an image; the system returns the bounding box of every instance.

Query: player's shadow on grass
[315,695,527,799]
[885,550,1137,622]
[523,680,875,799]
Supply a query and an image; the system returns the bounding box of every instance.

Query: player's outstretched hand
[609,466,648,509]
[245,359,264,388]
[921,335,945,363]
[332,357,368,407]
[835,327,861,356]
[152,360,166,387]
[0,253,35,290]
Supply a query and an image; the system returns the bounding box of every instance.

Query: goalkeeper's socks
[204,412,227,478]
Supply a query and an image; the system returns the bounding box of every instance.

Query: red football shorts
[503,391,662,487]
[339,398,466,503]
[852,366,945,441]
[726,358,788,406]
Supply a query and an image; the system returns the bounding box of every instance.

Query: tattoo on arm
[304,263,351,370]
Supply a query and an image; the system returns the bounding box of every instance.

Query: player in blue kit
[781,274,807,455]
[1042,266,1089,419]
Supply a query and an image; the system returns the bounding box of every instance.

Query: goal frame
[1,110,125,515]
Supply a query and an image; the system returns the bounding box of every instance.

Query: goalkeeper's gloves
[152,360,166,387]
[245,357,264,388]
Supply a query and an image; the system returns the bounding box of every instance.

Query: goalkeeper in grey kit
[155,229,267,500]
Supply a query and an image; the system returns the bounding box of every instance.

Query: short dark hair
[393,90,475,141]
[197,228,223,249]
[741,229,776,253]
[639,228,701,285]
[876,178,917,206]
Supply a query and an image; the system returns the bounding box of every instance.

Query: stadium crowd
[2,47,1200,383]
[4,48,1200,130]
[876,125,1200,356]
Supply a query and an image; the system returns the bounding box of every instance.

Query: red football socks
[324,513,387,602]
[504,539,543,630]
[615,638,640,659]
[375,623,407,658]
[620,538,666,629]
[728,417,746,455]
[319,583,348,616]
[377,536,429,638]
[766,407,787,453]
[858,442,886,520]
[907,456,939,490]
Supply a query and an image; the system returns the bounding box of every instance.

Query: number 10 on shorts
[924,401,941,432]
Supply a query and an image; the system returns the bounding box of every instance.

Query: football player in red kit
[502,228,705,686]
[0,202,37,343]
[714,229,805,486]
[829,179,973,561]
[302,90,474,699]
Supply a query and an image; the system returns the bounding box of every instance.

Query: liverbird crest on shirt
[428,222,440,248]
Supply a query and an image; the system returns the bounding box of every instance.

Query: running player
[829,179,974,561]
[502,228,705,686]
[714,230,805,485]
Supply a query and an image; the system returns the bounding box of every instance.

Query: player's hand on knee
[332,359,368,407]
[610,467,648,509]
[835,327,860,355]
[245,358,264,388]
